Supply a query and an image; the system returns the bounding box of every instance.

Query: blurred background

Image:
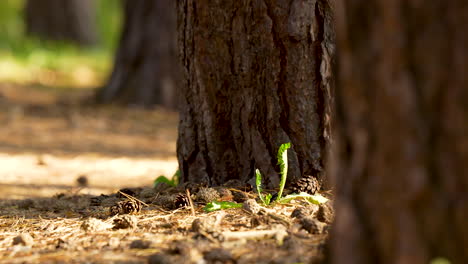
[0,0,120,88]
[0,0,179,199]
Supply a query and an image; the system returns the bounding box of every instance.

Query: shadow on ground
[0,82,178,158]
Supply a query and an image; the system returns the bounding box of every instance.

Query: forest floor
[0,83,331,264]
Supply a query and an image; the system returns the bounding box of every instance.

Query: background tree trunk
[177,0,334,190]
[332,1,468,263]
[97,0,178,108]
[25,0,97,46]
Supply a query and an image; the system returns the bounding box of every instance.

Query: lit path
[0,153,178,199]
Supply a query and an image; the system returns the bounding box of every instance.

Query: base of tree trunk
[177,0,335,190]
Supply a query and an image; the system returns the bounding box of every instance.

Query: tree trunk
[25,0,97,46]
[177,0,334,190]
[332,1,468,263]
[97,0,178,108]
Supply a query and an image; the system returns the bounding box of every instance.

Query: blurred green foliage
[0,0,122,87]
[96,0,123,51]
[203,201,243,212]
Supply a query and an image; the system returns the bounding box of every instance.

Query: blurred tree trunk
[177,0,334,190]
[332,1,468,263]
[25,0,97,46]
[97,0,178,108]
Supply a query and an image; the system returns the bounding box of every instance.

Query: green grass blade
[255,169,268,205]
[203,201,243,212]
[277,143,291,200]
[265,193,272,205]
[153,175,176,187]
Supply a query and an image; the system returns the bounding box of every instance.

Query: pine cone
[122,200,142,214]
[109,200,142,215]
[174,194,190,208]
[113,215,138,229]
[289,175,321,194]
[109,203,123,216]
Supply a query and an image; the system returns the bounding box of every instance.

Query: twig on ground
[118,191,149,207]
[186,189,195,216]
[228,188,257,198]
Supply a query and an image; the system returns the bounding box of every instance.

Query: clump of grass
[153,169,180,188]
[256,143,328,206]
[255,143,291,206]
[256,168,272,205]
[204,143,328,213]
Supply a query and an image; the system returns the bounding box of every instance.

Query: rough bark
[25,0,97,46]
[177,0,334,189]
[332,1,468,263]
[97,0,178,108]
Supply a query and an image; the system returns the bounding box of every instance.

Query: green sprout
[200,143,331,213]
[255,143,329,206]
[153,169,180,188]
[276,142,291,200]
[256,169,272,205]
[203,201,242,212]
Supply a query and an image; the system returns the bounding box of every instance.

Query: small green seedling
[153,175,175,187]
[256,169,272,205]
[203,201,243,212]
[256,142,328,206]
[153,169,180,188]
[255,143,290,205]
[205,142,330,212]
[276,142,291,200]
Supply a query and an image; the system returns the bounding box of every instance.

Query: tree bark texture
[25,0,97,46]
[177,0,334,189]
[332,1,468,263]
[97,0,178,108]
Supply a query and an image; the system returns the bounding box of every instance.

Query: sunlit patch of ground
[0,153,178,199]
[0,56,107,89]
[0,82,179,199]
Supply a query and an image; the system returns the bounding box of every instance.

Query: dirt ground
[0,83,178,198]
[0,83,331,264]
